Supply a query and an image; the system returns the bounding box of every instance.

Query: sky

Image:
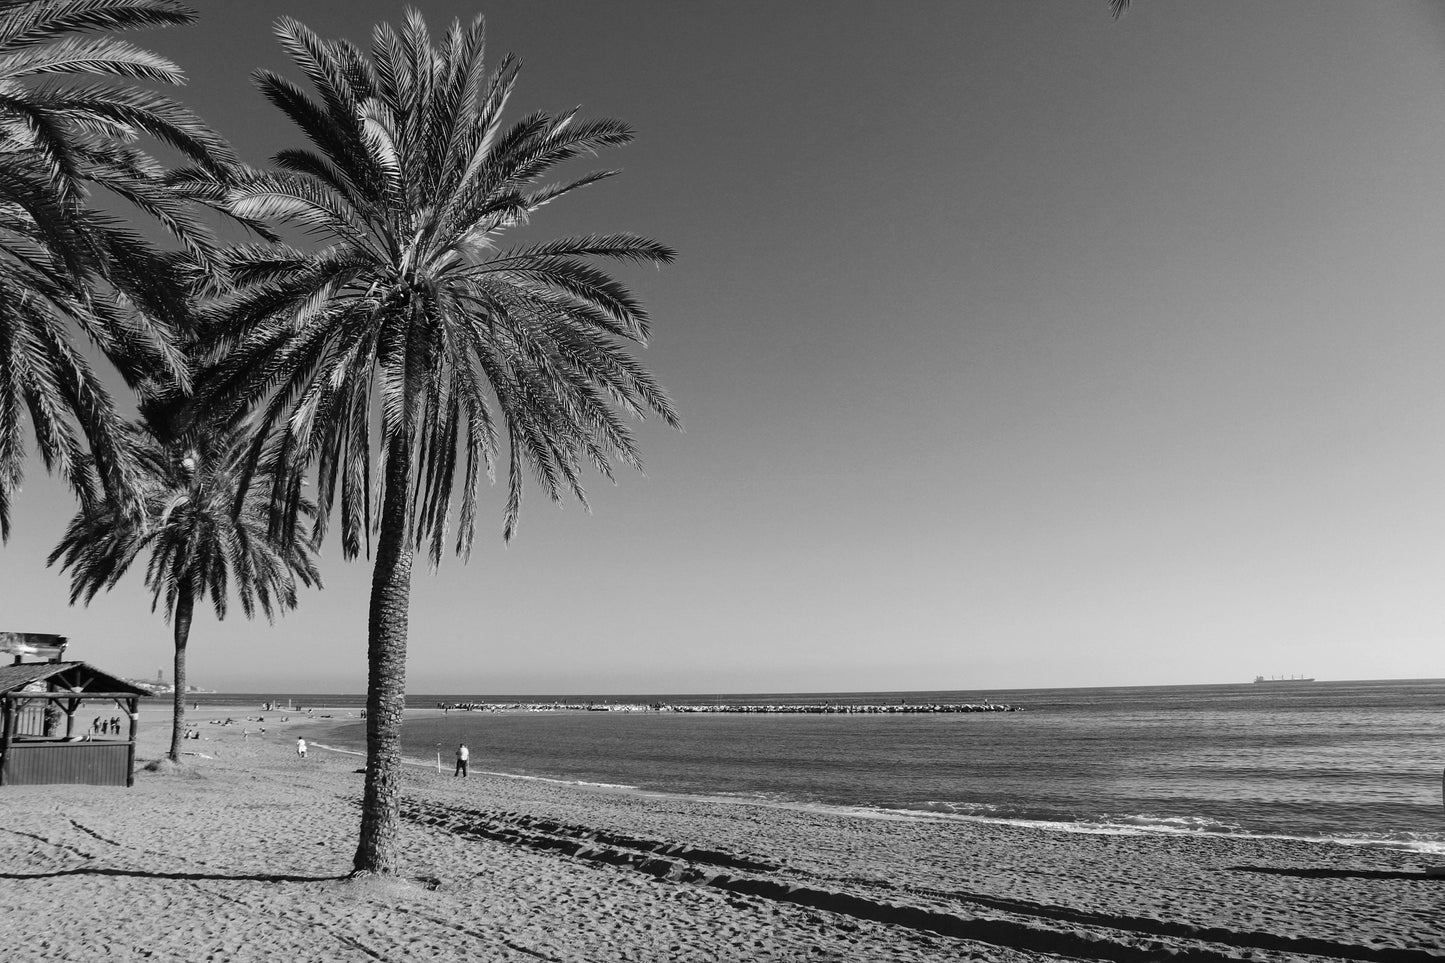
[4,0,1445,694]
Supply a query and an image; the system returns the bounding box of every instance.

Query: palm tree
[199,10,679,876]
[49,391,321,763]
[0,0,237,539]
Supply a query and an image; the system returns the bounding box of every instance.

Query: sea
[210,678,1445,854]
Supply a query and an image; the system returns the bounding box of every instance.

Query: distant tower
[157,667,164,684]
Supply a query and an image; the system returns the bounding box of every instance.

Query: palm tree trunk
[351,434,413,876]
[167,587,193,763]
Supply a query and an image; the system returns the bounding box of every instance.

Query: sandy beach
[0,705,1441,962]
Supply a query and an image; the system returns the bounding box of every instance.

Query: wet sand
[0,705,1441,961]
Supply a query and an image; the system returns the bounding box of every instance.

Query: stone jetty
[439,701,1022,714]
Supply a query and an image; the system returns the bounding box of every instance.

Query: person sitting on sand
[296,737,307,759]
[454,743,468,778]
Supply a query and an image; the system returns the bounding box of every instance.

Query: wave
[901,800,1445,855]
[636,790,1445,855]
[308,742,362,757]
[482,771,641,792]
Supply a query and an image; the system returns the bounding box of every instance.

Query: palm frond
[25,80,236,171]
[0,1,195,50]
[0,35,185,83]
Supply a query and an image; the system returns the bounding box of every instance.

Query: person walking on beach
[454,743,468,778]
[296,737,307,759]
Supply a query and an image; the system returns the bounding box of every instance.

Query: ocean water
[229,679,1445,853]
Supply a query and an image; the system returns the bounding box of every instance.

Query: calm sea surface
[218,679,1445,853]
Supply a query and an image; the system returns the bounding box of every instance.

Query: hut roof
[0,661,151,698]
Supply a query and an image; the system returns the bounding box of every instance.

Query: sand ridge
[0,706,1441,961]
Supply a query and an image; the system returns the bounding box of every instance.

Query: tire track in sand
[399,798,1443,963]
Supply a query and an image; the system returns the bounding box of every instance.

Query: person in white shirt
[454,743,469,778]
[296,737,307,759]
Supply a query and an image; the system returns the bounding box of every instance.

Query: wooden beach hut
[0,633,150,787]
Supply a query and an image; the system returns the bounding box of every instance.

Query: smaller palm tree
[49,393,322,762]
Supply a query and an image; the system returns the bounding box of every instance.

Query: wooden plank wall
[2,742,131,786]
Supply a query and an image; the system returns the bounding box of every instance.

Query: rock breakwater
[439,701,1022,714]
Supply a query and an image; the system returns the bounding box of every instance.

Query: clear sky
[4,1,1445,694]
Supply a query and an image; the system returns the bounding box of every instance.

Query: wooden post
[63,697,80,739]
[125,700,139,787]
[0,698,13,787]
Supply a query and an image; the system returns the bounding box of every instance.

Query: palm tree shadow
[0,867,344,883]
[1228,865,1438,881]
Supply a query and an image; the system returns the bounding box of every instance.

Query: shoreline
[323,737,1445,860]
[3,706,1442,961]
[291,708,1445,860]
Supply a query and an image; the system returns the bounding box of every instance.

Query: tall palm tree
[0,0,237,539]
[199,10,678,876]
[49,390,321,763]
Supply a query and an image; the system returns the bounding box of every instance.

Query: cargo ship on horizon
[1253,675,1315,684]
